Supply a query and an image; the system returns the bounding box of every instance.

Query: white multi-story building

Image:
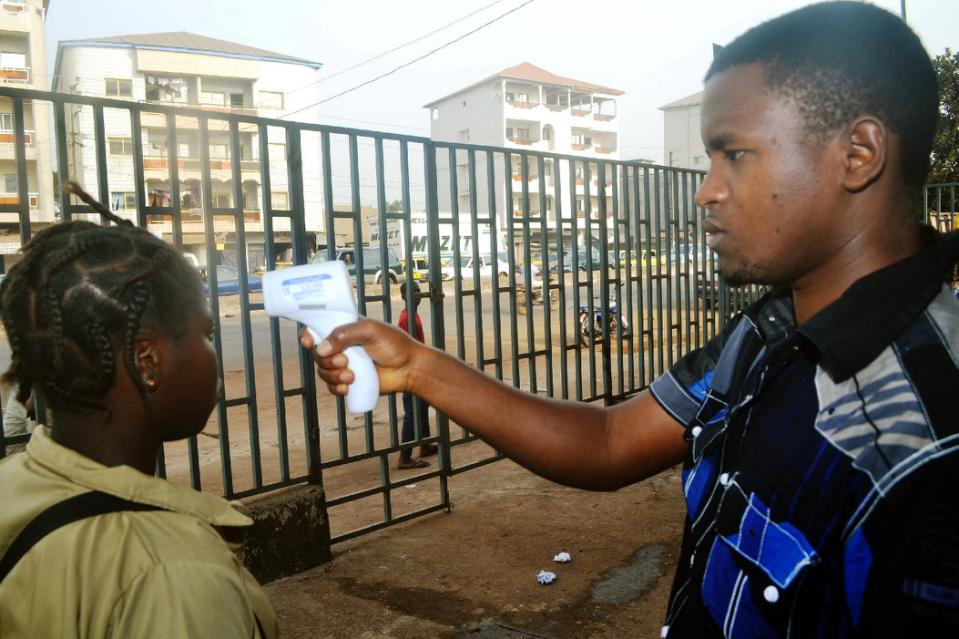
[0,0,54,264]
[660,90,707,171]
[52,32,323,269]
[425,62,623,243]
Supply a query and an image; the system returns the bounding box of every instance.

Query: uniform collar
[746,228,958,383]
[25,427,252,528]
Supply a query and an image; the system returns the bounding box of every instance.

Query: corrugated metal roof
[424,61,623,107]
[659,90,703,111]
[62,32,321,69]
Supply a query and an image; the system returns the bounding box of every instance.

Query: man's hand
[300,319,426,397]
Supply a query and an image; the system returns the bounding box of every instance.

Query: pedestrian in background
[397,281,437,469]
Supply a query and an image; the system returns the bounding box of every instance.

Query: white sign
[0,242,21,255]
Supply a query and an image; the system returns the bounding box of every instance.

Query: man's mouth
[703,219,726,248]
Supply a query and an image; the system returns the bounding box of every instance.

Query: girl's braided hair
[0,181,202,411]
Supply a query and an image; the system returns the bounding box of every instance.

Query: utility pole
[900,0,907,21]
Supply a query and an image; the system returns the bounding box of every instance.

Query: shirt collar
[25,427,252,528]
[790,227,958,382]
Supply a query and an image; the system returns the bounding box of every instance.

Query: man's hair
[400,280,420,301]
[706,1,939,194]
[0,182,201,411]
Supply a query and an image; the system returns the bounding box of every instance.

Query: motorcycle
[577,300,630,346]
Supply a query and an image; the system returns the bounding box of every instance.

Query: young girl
[0,183,277,637]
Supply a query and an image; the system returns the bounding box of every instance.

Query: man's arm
[304,319,687,491]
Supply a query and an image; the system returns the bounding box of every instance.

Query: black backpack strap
[0,490,163,584]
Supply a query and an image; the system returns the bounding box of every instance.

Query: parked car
[550,246,603,272]
[309,246,404,286]
[696,271,754,313]
[401,256,431,283]
[201,265,262,296]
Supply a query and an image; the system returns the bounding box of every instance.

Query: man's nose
[695,170,727,209]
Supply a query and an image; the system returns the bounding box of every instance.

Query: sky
[43,0,959,165]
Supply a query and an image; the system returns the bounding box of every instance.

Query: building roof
[659,90,703,111]
[56,31,322,69]
[423,61,623,107]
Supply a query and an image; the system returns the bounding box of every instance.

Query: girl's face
[149,299,219,441]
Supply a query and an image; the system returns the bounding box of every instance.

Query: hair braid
[121,281,152,397]
[0,181,202,413]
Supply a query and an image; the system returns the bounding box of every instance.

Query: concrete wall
[663,104,707,171]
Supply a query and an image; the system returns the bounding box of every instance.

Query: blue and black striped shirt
[651,228,959,638]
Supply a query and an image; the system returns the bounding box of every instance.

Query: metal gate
[0,88,764,542]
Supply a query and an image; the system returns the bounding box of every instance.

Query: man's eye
[724,150,746,162]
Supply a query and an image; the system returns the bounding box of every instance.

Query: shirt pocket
[702,481,820,638]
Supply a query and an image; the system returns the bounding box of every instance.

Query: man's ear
[134,338,161,393]
[842,117,887,193]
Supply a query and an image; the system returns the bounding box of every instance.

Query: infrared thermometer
[262,261,379,413]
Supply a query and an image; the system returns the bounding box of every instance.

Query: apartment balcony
[0,67,29,84]
[594,146,616,154]
[166,209,262,224]
[571,106,591,118]
[0,191,38,208]
[1,1,28,14]
[142,156,261,180]
[571,143,591,151]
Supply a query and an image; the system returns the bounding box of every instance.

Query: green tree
[930,48,959,184]
[385,199,404,212]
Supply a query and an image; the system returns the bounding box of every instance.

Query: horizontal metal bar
[326,470,442,507]
[330,503,448,545]
[228,477,309,500]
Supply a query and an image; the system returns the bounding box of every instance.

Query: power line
[280,0,536,119]
[255,0,508,108]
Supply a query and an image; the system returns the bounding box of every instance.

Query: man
[305,2,959,636]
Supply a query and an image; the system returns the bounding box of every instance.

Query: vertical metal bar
[537,154,553,398]
[165,112,182,250]
[597,162,612,406]
[504,152,520,389]
[259,122,291,482]
[621,165,636,393]
[54,99,71,222]
[448,146,466,362]
[347,135,374,453]
[321,131,348,452]
[92,105,110,221]
[467,149,485,373]
[229,120,262,490]
[568,158,582,400]
[555,157,569,400]
[12,98,29,245]
[487,152,504,382]
[653,168,665,377]
[583,161,597,399]
[130,110,147,228]
[520,153,536,392]
[610,163,625,398]
[287,125,323,484]
[423,141,452,508]
[199,117,233,496]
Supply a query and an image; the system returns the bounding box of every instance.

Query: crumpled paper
[553,551,572,563]
[536,570,557,585]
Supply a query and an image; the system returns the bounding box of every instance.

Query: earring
[145,378,158,392]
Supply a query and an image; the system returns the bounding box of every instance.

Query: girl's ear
[134,338,161,392]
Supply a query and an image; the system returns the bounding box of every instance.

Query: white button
[763,585,780,603]
[661,625,670,638]
[719,472,730,486]
[689,554,695,566]
[768,316,776,322]
[691,426,703,438]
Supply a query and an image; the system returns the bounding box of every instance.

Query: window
[544,161,552,177]
[515,128,530,139]
[240,192,250,209]
[111,192,136,210]
[212,192,231,208]
[209,143,228,159]
[108,137,133,155]
[259,91,283,110]
[271,192,289,209]
[571,133,592,146]
[104,78,132,98]
[517,93,529,103]
[230,93,244,108]
[459,129,470,142]
[693,155,704,165]
[201,91,225,105]
[431,107,439,120]
[0,112,12,131]
[542,125,552,141]
[4,174,16,192]
[177,142,193,158]
[505,92,514,103]
[0,51,26,69]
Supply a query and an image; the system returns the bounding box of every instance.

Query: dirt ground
[264,457,686,639]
